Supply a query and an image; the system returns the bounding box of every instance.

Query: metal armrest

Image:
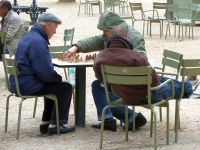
[154,66,162,70]
[156,71,178,77]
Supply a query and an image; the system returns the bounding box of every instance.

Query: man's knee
[91,80,102,90]
[62,82,73,94]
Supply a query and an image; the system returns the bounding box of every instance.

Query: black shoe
[123,113,147,130]
[40,123,50,134]
[91,118,117,132]
[48,124,75,135]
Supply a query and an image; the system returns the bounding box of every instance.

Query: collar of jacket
[107,40,130,49]
[30,24,50,45]
[4,10,13,21]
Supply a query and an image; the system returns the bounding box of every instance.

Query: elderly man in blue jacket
[9,12,75,135]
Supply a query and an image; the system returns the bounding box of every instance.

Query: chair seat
[178,19,192,25]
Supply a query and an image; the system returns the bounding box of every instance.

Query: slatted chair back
[100,64,174,149]
[156,49,183,80]
[64,28,75,46]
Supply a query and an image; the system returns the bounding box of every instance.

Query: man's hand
[66,46,78,58]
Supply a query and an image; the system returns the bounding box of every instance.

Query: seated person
[93,35,199,130]
[0,1,24,55]
[9,12,75,135]
[66,11,148,132]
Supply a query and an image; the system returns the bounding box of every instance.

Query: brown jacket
[93,41,160,105]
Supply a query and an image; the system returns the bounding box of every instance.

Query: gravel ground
[0,0,200,149]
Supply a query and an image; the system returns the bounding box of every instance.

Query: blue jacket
[9,24,62,95]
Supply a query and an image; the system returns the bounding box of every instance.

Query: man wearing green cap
[66,11,147,131]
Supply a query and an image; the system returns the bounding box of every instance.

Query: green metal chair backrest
[190,3,200,20]
[153,2,168,10]
[49,45,70,58]
[153,2,168,18]
[165,3,179,20]
[101,65,152,105]
[180,59,200,98]
[161,49,183,80]
[2,54,22,96]
[129,2,146,20]
[63,28,75,46]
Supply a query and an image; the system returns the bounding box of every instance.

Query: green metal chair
[166,3,200,40]
[129,2,160,37]
[165,4,180,39]
[100,64,175,150]
[2,54,60,140]
[154,49,183,122]
[177,3,200,40]
[78,0,101,16]
[88,0,102,16]
[174,59,200,143]
[148,2,168,38]
[129,2,150,36]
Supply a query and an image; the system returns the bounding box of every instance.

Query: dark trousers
[34,82,72,125]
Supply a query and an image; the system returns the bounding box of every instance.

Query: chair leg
[192,26,194,40]
[33,97,38,118]
[16,99,24,140]
[143,21,145,36]
[78,5,81,16]
[166,103,169,145]
[54,98,60,134]
[150,110,153,137]
[178,24,180,39]
[165,22,169,39]
[72,90,76,114]
[159,107,162,122]
[132,106,135,132]
[181,25,184,40]
[174,24,176,37]
[175,99,180,143]
[160,21,162,39]
[152,109,157,150]
[147,21,149,35]
[64,68,68,80]
[5,94,12,133]
[99,105,110,149]
[150,21,152,37]
[125,106,128,141]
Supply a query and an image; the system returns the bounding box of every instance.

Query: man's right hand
[66,46,78,58]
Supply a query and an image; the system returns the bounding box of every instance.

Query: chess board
[58,53,97,63]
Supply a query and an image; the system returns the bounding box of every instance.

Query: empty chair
[165,4,180,39]
[166,3,200,40]
[148,2,168,38]
[78,0,102,16]
[129,2,156,36]
[89,0,102,15]
[154,49,183,122]
[175,59,200,142]
[177,3,200,40]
